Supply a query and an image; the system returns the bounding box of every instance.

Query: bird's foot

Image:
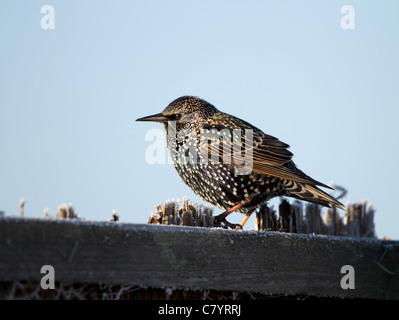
[214,214,243,230]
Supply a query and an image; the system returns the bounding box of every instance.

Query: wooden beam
[0,217,398,299]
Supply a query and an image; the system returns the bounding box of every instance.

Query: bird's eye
[170,114,182,120]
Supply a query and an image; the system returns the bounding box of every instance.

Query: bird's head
[136,96,218,131]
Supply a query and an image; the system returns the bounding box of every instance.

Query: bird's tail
[284,180,345,210]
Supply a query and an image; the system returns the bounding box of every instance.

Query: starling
[137,96,344,229]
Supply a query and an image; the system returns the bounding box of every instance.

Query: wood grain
[0,217,398,299]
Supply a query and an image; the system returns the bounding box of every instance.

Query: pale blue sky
[1,1,398,238]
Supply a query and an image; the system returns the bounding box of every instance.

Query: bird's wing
[200,115,331,188]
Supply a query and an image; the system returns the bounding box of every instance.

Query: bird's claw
[214,215,242,230]
[222,223,242,230]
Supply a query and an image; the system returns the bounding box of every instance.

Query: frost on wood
[19,198,26,217]
[344,200,375,238]
[1,214,397,300]
[108,209,119,222]
[148,197,377,238]
[57,203,78,220]
[148,198,214,227]
[255,203,278,232]
[254,198,376,238]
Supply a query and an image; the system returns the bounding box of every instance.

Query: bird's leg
[214,198,252,229]
[234,209,255,230]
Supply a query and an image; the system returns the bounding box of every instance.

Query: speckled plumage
[137,96,344,225]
